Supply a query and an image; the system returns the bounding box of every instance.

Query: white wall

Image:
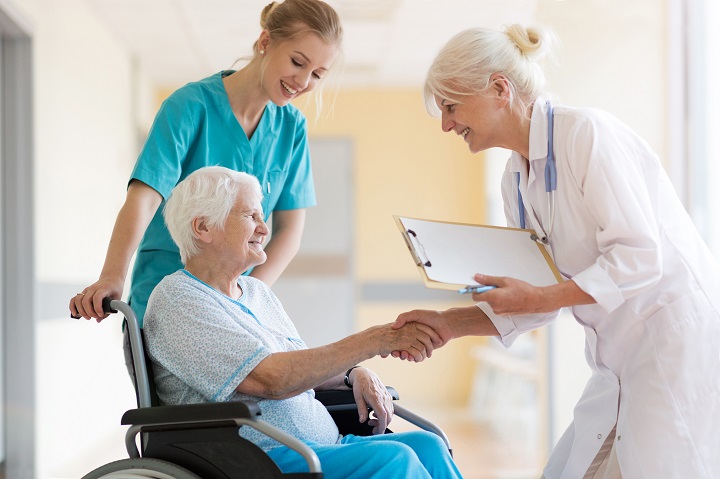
[536,0,667,163]
[9,0,153,476]
[28,1,137,283]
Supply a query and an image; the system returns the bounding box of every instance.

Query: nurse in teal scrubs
[70,0,343,324]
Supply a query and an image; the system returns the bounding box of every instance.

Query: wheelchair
[82,299,452,478]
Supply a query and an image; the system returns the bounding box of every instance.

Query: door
[0,5,34,477]
[272,138,355,347]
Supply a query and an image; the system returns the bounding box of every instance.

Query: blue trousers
[265,430,463,479]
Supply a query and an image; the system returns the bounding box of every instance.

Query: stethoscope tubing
[518,100,556,244]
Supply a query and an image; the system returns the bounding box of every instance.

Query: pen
[458,285,497,294]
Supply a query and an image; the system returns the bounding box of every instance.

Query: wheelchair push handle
[102,297,118,314]
[70,295,119,319]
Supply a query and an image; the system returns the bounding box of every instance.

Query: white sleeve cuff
[571,263,625,313]
[476,303,521,348]
[476,303,561,348]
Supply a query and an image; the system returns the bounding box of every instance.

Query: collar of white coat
[509,96,551,174]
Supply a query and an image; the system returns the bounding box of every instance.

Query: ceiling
[82,0,538,89]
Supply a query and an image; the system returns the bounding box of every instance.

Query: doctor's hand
[474,273,596,314]
[388,310,454,361]
[472,273,551,315]
[348,367,394,434]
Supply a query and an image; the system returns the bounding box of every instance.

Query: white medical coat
[479,98,720,478]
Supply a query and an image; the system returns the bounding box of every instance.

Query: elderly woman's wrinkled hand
[348,367,394,434]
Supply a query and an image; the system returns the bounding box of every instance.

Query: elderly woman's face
[213,188,269,270]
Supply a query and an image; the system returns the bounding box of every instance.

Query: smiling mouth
[460,127,469,138]
[281,80,298,95]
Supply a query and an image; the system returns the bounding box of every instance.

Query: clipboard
[394,215,563,291]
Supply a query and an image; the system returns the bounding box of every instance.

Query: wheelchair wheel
[82,457,202,479]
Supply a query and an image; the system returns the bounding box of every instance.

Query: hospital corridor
[1,0,719,478]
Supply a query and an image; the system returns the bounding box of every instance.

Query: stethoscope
[517,100,556,245]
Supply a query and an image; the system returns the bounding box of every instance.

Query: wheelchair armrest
[314,386,399,411]
[120,401,323,472]
[121,400,261,427]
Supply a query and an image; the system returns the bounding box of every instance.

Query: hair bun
[504,24,554,62]
[260,1,278,29]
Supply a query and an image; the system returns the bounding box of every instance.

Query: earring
[259,49,265,55]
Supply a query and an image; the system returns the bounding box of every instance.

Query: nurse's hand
[69,276,124,322]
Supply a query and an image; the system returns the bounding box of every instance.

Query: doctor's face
[437,91,504,154]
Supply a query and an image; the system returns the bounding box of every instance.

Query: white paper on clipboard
[395,215,563,291]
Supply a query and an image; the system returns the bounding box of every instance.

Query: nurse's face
[260,30,337,106]
[437,88,505,154]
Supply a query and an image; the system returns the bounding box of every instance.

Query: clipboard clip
[530,233,549,245]
[403,229,432,267]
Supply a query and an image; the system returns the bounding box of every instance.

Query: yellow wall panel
[299,88,486,282]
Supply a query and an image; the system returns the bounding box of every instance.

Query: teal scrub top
[128,71,316,324]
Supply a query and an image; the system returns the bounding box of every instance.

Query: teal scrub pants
[266,430,463,479]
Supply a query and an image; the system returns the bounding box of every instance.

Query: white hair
[163,166,263,264]
[424,24,556,119]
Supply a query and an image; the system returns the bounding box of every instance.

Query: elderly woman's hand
[348,367,394,434]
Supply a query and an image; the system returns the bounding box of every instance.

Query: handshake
[375,309,457,363]
[374,273,534,362]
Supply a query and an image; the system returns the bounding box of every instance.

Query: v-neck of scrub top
[217,71,274,163]
[511,98,552,240]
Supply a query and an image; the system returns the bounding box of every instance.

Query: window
[675,0,720,256]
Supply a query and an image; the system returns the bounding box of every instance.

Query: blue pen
[458,285,497,294]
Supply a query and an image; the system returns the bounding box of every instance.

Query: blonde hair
[255,0,342,53]
[424,24,556,119]
[255,0,344,115]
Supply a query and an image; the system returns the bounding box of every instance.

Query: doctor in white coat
[393,25,720,479]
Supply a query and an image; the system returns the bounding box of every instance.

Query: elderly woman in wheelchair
[140,166,463,479]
